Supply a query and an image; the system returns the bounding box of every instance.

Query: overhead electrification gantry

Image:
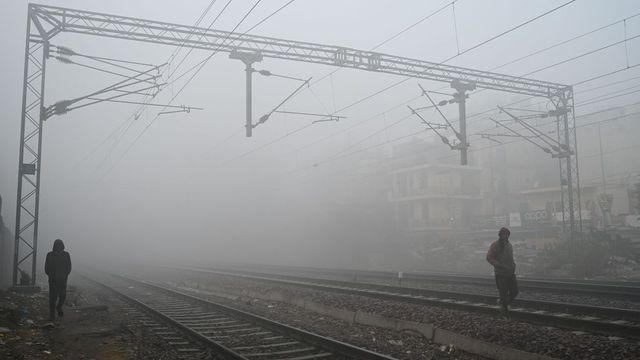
[13,3,581,288]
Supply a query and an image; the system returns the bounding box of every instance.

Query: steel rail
[226,264,640,299]
[83,274,247,359]
[396,273,640,297]
[199,268,640,320]
[173,266,640,340]
[85,272,398,360]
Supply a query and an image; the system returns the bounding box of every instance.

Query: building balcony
[389,186,482,202]
[391,162,482,175]
[403,217,460,231]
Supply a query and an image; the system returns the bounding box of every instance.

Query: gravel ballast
[143,267,640,360]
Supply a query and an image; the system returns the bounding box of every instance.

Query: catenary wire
[99,0,281,177]
[283,10,639,158]
[77,0,221,170]
[286,106,640,194]
[293,97,640,183]
[226,1,577,164]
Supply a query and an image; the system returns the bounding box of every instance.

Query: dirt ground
[0,277,178,360]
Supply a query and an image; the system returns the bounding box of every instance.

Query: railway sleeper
[231,341,300,351]
[239,347,318,357]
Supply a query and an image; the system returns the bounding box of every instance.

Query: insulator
[53,100,72,115]
[56,46,75,56]
[56,56,73,64]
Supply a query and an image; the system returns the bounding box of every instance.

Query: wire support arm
[407,105,453,149]
[418,83,462,141]
[256,77,312,127]
[499,106,571,154]
[487,115,556,156]
[43,64,164,118]
[43,77,162,118]
[273,110,344,122]
[66,83,166,112]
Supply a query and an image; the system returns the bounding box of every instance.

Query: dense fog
[1,0,639,281]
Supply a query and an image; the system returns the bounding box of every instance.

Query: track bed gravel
[138,268,485,359]
[1,275,186,360]
[230,270,640,310]
[148,267,640,360]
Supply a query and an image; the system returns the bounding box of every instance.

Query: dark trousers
[495,273,518,306]
[48,278,67,316]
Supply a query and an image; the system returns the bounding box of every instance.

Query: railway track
[84,272,397,360]
[173,266,640,340]
[215,264,640,300]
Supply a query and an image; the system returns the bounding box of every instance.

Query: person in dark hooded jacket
[486,227,518,313]
[44,239,71,321]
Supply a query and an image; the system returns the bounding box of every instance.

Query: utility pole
[598,124,606,194]
[560,99,576,239]
[229,50,263,137]
[450,79,475,228]
[597,123,610,231]
[450,80,476,165]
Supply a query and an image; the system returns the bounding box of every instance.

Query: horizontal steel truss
[31,3,570,98]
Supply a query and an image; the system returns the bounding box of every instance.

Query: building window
[554,201,563,212]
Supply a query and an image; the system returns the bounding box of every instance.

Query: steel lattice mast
[13,3,581,287]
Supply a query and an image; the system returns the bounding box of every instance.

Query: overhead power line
[290,105,640,189]
[523,33,640,77]
[574,63,640,86]
[335,11,640,159]
[165,0,229,81]
[308,64,640,175]
[80,0,223,170]
[228,0,576,164]
[305,0,458,87]
[297,95,640,181]
[335,0,576,115]
[165,0,296,86]
[103,0,302,176]
[295,11,640,157]
[492,12,640,72]
[287,1,593,161]
[443,32,640,120]
[419,84,460,140]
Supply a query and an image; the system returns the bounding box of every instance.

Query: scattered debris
[74,305,109,313]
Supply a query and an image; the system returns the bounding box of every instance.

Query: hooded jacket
[486,238,515,276]
[45,239,71,281]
